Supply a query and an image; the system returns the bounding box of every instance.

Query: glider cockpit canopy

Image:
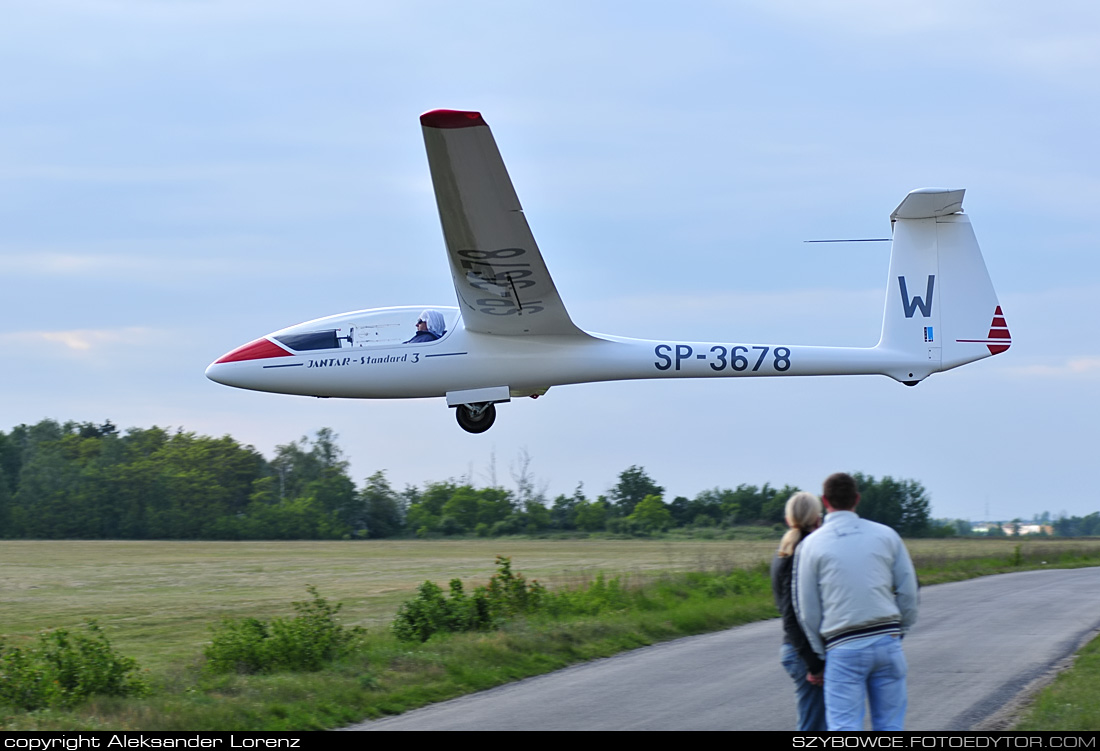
[271,306,459,353]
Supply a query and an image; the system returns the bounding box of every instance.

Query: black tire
[455,403,496,434]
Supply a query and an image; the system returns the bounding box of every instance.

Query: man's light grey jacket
[793,510,919,658]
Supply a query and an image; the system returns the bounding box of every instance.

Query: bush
[483,555,546,617]
[0,621,148,710]
[390,558,772,644]
[391,556,545,642]
[204,586,366,674]
[391,579,493,643]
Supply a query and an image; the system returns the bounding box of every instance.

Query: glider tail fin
[876,188,1010,385]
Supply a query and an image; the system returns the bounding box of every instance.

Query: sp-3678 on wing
[206,110,1012,433]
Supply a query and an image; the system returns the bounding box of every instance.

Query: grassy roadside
[1012,633,1100,731]
[2,538,1099,730]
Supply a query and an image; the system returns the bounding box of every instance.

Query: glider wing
[421,110,589,337]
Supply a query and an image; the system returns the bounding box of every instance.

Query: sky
[1,1,1097,522]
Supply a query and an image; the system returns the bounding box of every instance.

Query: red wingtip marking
[215,338,292,364]
[420,109,486,129]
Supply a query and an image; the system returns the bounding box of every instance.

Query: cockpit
[270,306,459,353]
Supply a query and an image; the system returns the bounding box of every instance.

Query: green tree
[628,494,673,532]
[897,479,931,536]
[575,497,611,532]
[440,487,482,533]
[1053,512,1100,537]
[508,449,547,532]
[476,486,516,528]
[406,480,461,537]
[270,429,359,534]
[610,466,664,516]
[853,474,931,537]
[952,519,972,536]
[761,485,801,524]
[520,498,552,533]
[10,429,82,537]
[0,464,11,535]
[361,471,404,538]
[0,428,22,497]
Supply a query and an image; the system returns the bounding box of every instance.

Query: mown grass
[909,539,1100,585]
[2,567,781,730]
[2,537,1099,730]
[0,538,771,672]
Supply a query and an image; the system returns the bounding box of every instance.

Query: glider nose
[204,359,233,386]
[206,337,293,388]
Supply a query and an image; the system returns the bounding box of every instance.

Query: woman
[771,490,826,731]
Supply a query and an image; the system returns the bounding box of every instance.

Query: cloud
[0,245,311,282]
[0,327,153,355]
[1008,356,1100,378]
[0,253,111,275]
[0,251,225,283]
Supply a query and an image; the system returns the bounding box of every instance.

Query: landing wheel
[455,402,496,434]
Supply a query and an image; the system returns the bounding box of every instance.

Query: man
[403,309,446,344]
[793,472,919,731]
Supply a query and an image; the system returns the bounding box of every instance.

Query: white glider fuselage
[207,323,851,400]
[205,305,978,400]
[206,109,1011,433]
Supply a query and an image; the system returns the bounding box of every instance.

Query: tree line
[0,419,946,540]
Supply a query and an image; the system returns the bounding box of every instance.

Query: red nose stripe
[215,338,292,364]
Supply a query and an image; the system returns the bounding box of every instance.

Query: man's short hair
[823,472,859,510]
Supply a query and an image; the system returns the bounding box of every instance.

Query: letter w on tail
[898,275,935,318]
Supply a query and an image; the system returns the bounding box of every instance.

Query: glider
[206,109,1011,433]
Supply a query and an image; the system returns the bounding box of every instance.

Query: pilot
[404,309,446,344]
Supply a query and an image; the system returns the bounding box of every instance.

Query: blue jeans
[824,634,907,730]
[780,643,827,731]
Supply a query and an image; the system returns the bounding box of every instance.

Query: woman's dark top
[771,546,825,674]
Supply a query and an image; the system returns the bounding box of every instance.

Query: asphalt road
[348,567,1100,731]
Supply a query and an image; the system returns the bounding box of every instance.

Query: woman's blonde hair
[777,491,823,557]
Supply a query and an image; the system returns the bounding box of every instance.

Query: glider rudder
[876,188,1009,385]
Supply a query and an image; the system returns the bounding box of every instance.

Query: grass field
[3,536,1099,729]
[2,538,776,671]
[3,536,1095,672]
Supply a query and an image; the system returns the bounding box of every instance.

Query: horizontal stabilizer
[890,188,965,221]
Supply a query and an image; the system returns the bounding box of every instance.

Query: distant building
[1010,524,1053,536]
[969,522,1053,536]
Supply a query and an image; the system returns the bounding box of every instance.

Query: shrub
[391,556,544,642]
[0,621,148,710]
[204,586,365,674]
[391,579,494,643]
[483,555,546,617]
[390,558,771,644]
[545,573,630,616]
